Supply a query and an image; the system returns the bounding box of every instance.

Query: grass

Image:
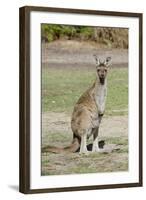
[41,127,128,175]
[42,151,128,175]
[42,67,128,116]
[41,134,128,175]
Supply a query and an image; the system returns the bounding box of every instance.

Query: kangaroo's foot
[92,145,102,153]
[92,141,106,153]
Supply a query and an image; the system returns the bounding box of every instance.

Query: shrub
[41,24,128,49]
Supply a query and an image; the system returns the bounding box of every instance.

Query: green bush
[41,24,128,49]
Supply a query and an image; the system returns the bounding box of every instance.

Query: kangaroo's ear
[105,57,112,67]
[93,54,100,66]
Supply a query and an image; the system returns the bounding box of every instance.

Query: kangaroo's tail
[42,135,80,154]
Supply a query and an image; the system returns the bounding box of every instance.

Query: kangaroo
[42,56,111,154]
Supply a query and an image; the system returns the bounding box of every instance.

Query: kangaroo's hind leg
[92,114,103,152]
[80,129,90,154]
[92,127,101,152]
[80,134,88,154]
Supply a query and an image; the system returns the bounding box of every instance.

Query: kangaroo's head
[93,56,111,85]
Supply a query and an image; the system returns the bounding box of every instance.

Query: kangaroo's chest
[95,85,107,113]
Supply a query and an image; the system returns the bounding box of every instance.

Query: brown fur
[42,56,111,154]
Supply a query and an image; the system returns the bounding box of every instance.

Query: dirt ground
[42,112,128,143]
[41,112,128,175]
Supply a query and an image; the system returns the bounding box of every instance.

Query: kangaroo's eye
[97,69,100,72]
[104,69,107,72]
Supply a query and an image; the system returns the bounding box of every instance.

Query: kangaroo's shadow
[75,140,105,152]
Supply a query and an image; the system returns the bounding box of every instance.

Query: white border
[30,11,139,189]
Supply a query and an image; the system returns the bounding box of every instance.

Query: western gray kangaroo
[42,56,111,154]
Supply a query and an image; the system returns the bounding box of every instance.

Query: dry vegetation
[93,28,128,48]
[41,25,128,49]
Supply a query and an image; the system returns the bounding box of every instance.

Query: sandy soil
[42,112,128,145]
[41,112,128,175]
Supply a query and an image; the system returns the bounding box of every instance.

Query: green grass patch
[41,134,128,175]
[42,67,128,116]
[41,136,128,175]
[106,68,128,115]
